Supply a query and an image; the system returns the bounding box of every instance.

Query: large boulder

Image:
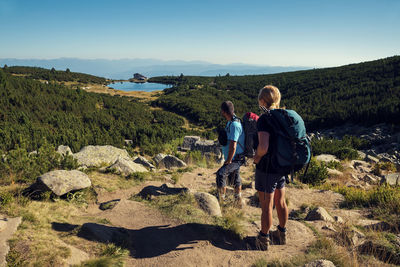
[107,157,148,176]
[133,156,155,170]
[305,207,334,222]
[381,173,400,186]
[153,154,187,169]
[193,192,222,217]
[194,140,220,154]
[181,136,201,150]
[36,170,91,196]
[73,145,130,167]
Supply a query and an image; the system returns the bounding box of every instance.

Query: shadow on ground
[52,222,258,258]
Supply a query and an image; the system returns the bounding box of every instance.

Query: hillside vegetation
[150,56,400,129]
[3,65,107,84]
[0,69,186,154]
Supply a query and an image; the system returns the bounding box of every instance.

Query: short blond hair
[258,85,281,109]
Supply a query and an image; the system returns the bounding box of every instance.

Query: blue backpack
[261,109,311,182]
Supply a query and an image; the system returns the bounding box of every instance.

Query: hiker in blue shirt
[216,101,245,208]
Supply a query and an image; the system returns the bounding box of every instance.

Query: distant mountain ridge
[0,58,309,79]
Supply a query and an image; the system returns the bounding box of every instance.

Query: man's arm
[224,140,237,165]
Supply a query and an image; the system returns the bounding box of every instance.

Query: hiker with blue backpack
[216,101,245,208]
[254,85,311,251]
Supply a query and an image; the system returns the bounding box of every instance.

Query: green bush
[0,139,79,185]
[300,158,328,186]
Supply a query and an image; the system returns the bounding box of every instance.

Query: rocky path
[78,165,357,266]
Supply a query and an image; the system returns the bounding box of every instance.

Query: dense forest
[150,56,400,130]
[0,68,186,154]
[2,65,107,84]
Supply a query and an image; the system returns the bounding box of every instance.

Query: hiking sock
[277,225,287,232]
[259,231,269,237]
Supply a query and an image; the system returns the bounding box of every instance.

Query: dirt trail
[77,165,357,266]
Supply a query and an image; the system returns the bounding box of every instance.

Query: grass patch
[325,184,400,228]
[252,237,359,267]
[77,244,128,267]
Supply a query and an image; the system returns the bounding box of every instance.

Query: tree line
[150,56,400,130]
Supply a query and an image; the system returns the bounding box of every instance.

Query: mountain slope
[152,56,400,129]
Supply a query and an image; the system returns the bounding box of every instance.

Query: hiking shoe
[255,232,270,251]
[270,227,287,245]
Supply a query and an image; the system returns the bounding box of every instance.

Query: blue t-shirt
[221,119,245,160]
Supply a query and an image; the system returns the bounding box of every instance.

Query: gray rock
[352,160,371,169]
[366,155,379,164]
[73,145,130,167]
[154,154,187,169]
[363,174,378,184]
[345,228,366,246]
[381,173,400,186]
[194,140,220,154]
[133,156,155,170]
[305,207,334,222]
[315,154,339,163]
[57,145,73,156]
[153,153,167,165]
[304,259,336,267]
[193,192,222,217]
[107,156,148,176]
[0,216,22,267]
[37,170,91,196]
[181,136,201,150]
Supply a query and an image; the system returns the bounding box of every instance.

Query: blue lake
[108,82,172,92]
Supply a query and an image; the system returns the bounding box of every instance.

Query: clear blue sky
[0,0,399,67]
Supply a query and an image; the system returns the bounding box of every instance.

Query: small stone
[366,155,379,164]
[305,207,334,222]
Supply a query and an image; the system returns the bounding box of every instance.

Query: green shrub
[300,158,328,186]
[312,135,367,160]
[127,172,150,181]
[372,162,397,176]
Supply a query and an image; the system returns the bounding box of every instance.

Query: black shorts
[255,169,285,193]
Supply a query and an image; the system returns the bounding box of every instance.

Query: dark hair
[221,101,234,116]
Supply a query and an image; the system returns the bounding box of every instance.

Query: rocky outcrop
[181,136,221,157]
[181,136,201,150]
[193,192,222,217]
[305,207,334,222]
[36,170,91,196]
[133,156,155,170]
[0,216,22,267]
[304,259,336,267]
[107,156,148,176]
[73,145,130,167]
[153,154,186,169]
